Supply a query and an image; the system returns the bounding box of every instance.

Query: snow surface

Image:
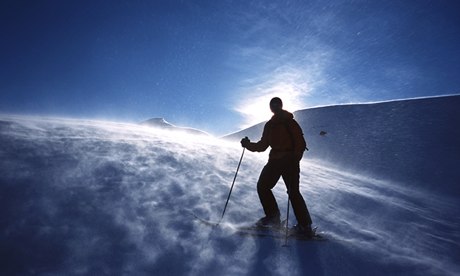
[1,96,459,275]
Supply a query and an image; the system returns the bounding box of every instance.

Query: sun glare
[235,69,311,128]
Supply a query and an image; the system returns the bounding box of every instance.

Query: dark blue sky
[1,0,459,135]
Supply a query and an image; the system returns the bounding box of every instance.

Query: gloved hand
[240,136,250,148]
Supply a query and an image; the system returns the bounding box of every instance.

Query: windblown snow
[1,96,459,275]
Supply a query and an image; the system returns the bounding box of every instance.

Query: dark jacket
[245,110,307,160]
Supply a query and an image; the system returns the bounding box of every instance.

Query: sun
[235,81,309,128]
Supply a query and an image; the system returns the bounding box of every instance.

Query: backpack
[283,119,308,152]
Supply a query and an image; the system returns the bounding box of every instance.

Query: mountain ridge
[140,117,209,136]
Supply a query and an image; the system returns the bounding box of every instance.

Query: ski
[191,212,271,231]
[190,212,221,227]
[236,226,327,242]
[191,213,327,242]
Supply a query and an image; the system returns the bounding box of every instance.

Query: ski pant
[257,155,313,226]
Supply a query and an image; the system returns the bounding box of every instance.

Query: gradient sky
[1,0,459,135]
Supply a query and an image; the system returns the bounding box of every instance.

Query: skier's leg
[257,160,282,218]
[282,159,312,226]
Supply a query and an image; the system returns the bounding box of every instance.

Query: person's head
[269,97,283,114]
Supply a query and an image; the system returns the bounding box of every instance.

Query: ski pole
[219,147,245,224]
[283,185,291,247]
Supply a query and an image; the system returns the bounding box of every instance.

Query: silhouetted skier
[241,97,314,237]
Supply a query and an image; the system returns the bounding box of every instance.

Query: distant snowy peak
[141,118,175,128]
[140,118,209,136]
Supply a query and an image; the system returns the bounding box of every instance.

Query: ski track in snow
[0,115,459,275]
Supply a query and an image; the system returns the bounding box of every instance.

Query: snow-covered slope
[226,95,460,197]
[0,96,459,275]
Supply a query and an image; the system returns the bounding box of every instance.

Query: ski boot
[292,224,315,238]
[255,214,281,228]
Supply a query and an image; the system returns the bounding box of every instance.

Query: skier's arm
[241,123,270,152]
